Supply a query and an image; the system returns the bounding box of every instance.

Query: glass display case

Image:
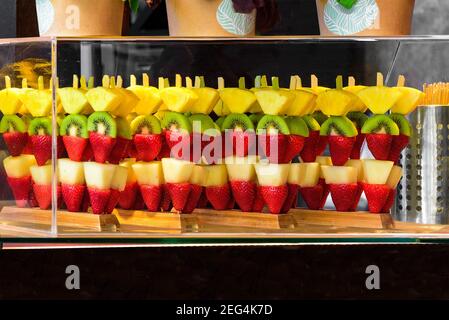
[1,36,449,245]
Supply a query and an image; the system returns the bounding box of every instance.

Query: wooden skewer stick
[175,74,182,88]
[261,75,268,87]
[376,72,383,87]
[397,75,405,87]
[88,76,94,89]
[348,76,356,87]
[336,75,343,90]
[4,76,11,89]
[238,77,246,89]
[80,76,87,90]
[109,76,116,88]
[271,76,279,90]
[22,78,28,89]
[116,76,123,88]
[295,76,302,89]
[72,75,79,89]
[311,74,318,88]
[217,77,225,90]
[289,75,296,90]
[102,75,110,88]
[164,78,170,88]
[158,77,165,90]
[185,76,193,88]
[194,76,201,88]
[142,73,149,87]
[130,74,137,87]
[200,76,205,88]
[38,76,45,90]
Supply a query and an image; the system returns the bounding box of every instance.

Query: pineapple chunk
[127,85,162,115]
[219,88,257,114]
[321,166,357,184]
[285,89,317,116]
[190,165,209,186]
[111,165,128,191]
[345,159,364,182]
[22,89,52,117]
[86,87,122,112]
[225,156,256,182]
[58,159,85,185]
[203,164,228,187]
[316,90,355,116]
[390,87,425,115]
[357,87,403,115]
[160,87,198,113]
[83,162,116,190]
[111,88,139,118]
[30,164,52,185]
[132,161,163,186]
[297,162,320,187]
[254,89,295,115]
[316,156,333,179]
[191,87,220,114]
[119,158,137,184]
[386,165,403,189]
[58,87,90,114]
[288,163,302,185]
[362,159,394,184]
[161,158,195,184]
[212,99,230,116]
[344,85,367,112]
[0,88,24,115]
[3,155,37,178]
[255,163,290,186]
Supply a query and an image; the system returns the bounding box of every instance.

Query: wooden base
[114,209,199,233]
[0,206,119,233]
[195,208,297,230]
[290,208,395,230]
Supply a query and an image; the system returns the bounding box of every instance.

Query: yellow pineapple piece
[0,76,25,115]
[212,99,230,116]
[188,76,219,114]
[127,74,161,115]
[85,75,122,112]
[218,77,257,114]
[253,77,294,115]
[58,75,91,114]
[316,76,356,116]
[390,75,425,115]
[159,75,198,113]
[344,77,367,112]
[21,76,52,117]
[110,76,139,118]
[285,76,317,116]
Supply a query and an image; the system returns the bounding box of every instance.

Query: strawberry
[81,188,90,212]
[165,131,192,161]
[196,188,209,208]
[230,180,256,212]
[206,184,232,210]
[166,182,191,212]
[138,184,161,212]
[88,187,111,215]
[316,135,328,157]
[259,185,288,214]
[252,187,265,212]
[183,184,202,214]
[134,134,162,162]
[328,183,359,212]
[57,136,66,159]
[62,183,85,212]
[89,132,116,164]
[3,132,28,156]
[300,184,324,210]
[281,183,299,213]
[7,176,31,208]
[388,134,409,164]
[362,183,391,213]
[366,134,393,161]
[227,197,235,210]
[160,184,172,211]
[105,189,121,214]
[28,182,39,207]
[382,188,397,213]
[62,136,87,162]
[32,184,52,210]
[133,188,145,210]
[156,140,171,161]
[109,137,130,164]
[82,142,95,162]
[300,130,320,162]
[327,135,356,166]
[350,129,365,159]
[118,182,138,210]
[30,135,52,166]
[318,178,329,209]
[127,140,138,159]
[350,182,363,211]
[258,133,288,163]
[283,135,305,163]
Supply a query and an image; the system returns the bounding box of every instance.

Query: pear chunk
[321,166,357,184]
[362,159,394,184]
[58,159,85,185]
[161,158,195,184]
[132,161,164,186]
[255,163,290,186]
[297,162,320,187]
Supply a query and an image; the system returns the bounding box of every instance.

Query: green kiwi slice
[60,114,88,138]
[286,116,309,137]
[0,115,26,133]
[312,111,328,126]
[116,117,132,139]
[320,116,358,137]
[222,113,255,132]
[249,113,264,127]
[257,115,290,135]
[189,114,215,133]
[347,111,368,129]
[389,113,412,136]
[87,111,117,137]
[215,116,225,128]
[161,111,192,133]
[130,115,161,135]
[29,117,52,136]
[301,115,320,132]
[361,115,400,135]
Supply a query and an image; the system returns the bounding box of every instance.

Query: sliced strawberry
[258,133,288,163]
[300,184,323,210]
[105,189,121,214]
[133,188,145,210]
[140,184,162,212]
[183,184,202,214]
[283,135,305,163]
[327,135,356,166]
[281,183,299,213]
[32,184,52,210]
[127,140,138,159]
[81,187,90,212]
[388,134,409,164]
[206,184,232,210]
[88,187,111,215]
[318,178,329,209]
[165,130,192,161]
[230,180,257,212]
[166,182,191,212]
[252,187,265,212]
[30,135,52,166]
[62,183,85,212]
[134,134,162,162]
[82,142,95,162]
[28,182,39,207]
[382,188,397,213]
[350,129,365,159]
[350,182,363,211]
[118,182,138,210]
[22,137,33,154]
[362,183,391,214]
[7,176,31,208]
[109,137,130,164]
[316,135,328,157]
[156,140,171,161]
[3,132,28,156]
[89,132,116,164]
[366,133,393,161]
[196,187,209,208]
[62,136,87,162]
[300,130,320,162]
[259,185,288,214]
[328,183,359,212]
[160,184,172,212]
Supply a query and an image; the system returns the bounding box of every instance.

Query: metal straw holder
[394,105,449,224]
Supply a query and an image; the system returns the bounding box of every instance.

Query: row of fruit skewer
[0,72,424,215]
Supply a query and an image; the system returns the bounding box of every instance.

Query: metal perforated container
[394,105,449,224]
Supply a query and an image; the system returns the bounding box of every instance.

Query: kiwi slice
[286,116,309,137]
[361,115,400,135]
[221,113,254,132]
[0,115,26,133]
[312,111,328,126]
[215,116,225,128]
[389,113,412,136]
[301,115,320,131]
[161,111,192,133]
[257,115,290,135]
[347,111,368,129]
[249,113,264,127]
[130,115,161,135]
[189,114,215,133]
[116,117,132,139]
[87,111,117,137]
[320,116,358,137]
[29,117,52,136]
[60,114,88,138]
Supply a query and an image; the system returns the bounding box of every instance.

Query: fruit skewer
[255,163,290,214]
[310,75,329,156]
[362,159,394,213]
[321,165,358,212]
[3,155,36,208]
[225,156,258,212]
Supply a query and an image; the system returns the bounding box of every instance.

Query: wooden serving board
[0,206,119,233]
[194,208,297,230]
